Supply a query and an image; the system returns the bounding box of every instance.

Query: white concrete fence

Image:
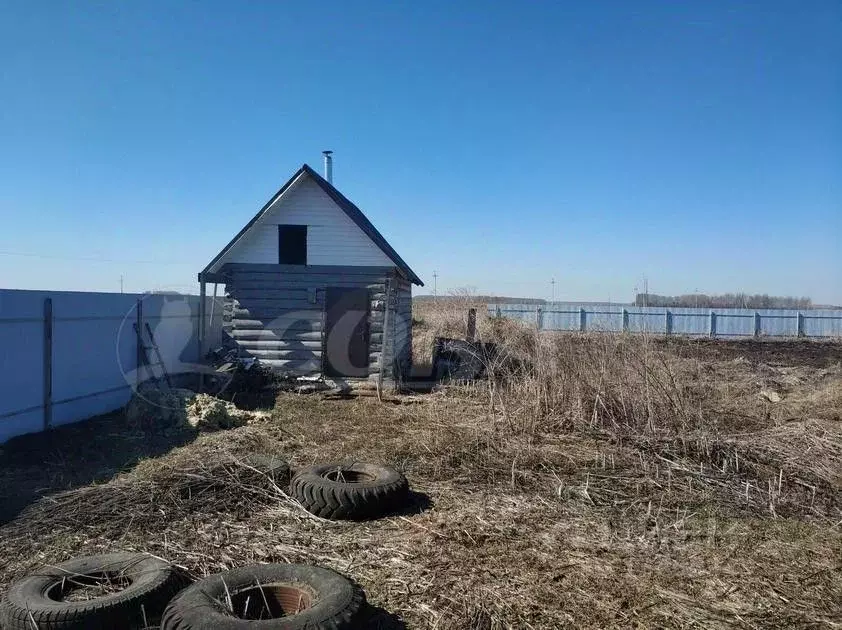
[0,289,222,444]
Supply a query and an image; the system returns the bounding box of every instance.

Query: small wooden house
[198,160,423,382]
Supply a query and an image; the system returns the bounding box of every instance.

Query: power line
[0,250,195,265]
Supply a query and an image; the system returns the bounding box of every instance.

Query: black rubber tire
[290,463,409,520]
[160,563,365,630]
[0,552,188,630]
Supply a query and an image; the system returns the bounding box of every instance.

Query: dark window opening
[278,225,307,265]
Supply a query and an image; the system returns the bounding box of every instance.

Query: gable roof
[200,163,423,285]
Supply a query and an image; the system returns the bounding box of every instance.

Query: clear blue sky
[1,1,840,303]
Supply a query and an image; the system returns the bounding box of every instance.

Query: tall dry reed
[479,317,709,438]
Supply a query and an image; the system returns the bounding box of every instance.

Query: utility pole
[120,275,124,294]
[433,271,438,297]
[550,277,555,303]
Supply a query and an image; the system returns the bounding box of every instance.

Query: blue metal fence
[489,303,842,338]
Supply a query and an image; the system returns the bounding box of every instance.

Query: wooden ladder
[134,322,172,389]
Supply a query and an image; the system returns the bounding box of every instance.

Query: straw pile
[125,386,267,432]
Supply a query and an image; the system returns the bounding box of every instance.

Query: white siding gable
[210,174,393,272]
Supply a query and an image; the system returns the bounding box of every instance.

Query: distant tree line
[634,293,813,309]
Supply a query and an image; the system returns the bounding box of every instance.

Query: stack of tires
[0,459,410,629]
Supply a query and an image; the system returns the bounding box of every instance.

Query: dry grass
[411,294,489,367]
[1,302,841,628]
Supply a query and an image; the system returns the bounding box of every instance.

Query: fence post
[709,310,716,338]
[536,306,543,331]
[796,312,804,337]
[466,308,476,342]
[136,298,143,388]
[665,310,671,335]
[754,311,761,337]
[622,308,629,332]
[579,307,586,332]
[43,298,53,431]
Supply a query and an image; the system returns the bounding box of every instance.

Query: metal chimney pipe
[322,150,333,183]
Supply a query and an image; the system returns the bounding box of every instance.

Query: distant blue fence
[488,303,842,338]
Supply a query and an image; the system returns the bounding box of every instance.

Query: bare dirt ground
[1,304,840,628]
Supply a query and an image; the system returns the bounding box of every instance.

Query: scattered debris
[214,356,281,395]
[294,374,331,395]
